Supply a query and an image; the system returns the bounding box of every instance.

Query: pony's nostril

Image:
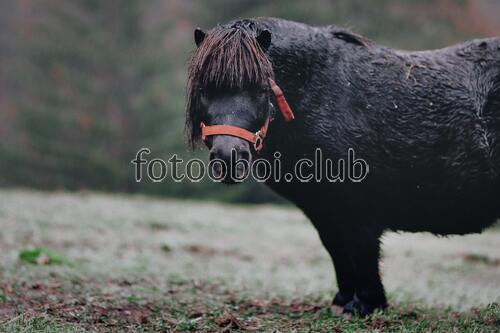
[236,163,247,176]
[209,149,219,161]
[240,149,250,162]
[212,163,223,178]
[209,156,227,180]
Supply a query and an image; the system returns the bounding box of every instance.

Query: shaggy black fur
[186,18,500,316]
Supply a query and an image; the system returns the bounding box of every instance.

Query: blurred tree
[0,0,170,191]
[0,0,498,203]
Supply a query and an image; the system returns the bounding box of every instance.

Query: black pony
[186,18,500,316]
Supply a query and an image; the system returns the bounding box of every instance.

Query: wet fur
[186,21,274,146]
[186,17,500,315]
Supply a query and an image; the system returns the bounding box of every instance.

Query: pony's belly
[362,178,500,235]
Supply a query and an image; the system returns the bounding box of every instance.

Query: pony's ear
[194,28,206,47]
[256,29,271,51]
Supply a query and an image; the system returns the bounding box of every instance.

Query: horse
[185,17,500,316]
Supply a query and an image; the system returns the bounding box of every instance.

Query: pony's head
[186,20,274,182]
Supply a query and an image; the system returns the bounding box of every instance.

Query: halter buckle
[254,131,263,151]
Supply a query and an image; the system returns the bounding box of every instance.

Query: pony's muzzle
[209,135,251,183]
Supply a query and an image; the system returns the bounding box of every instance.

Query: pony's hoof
[330,304,344,316]
[342,294,387,317]
[330,291,353,316]
[332,290,353,306]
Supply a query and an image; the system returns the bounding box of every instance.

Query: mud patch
[462,253,500,267]
[184,244,253,261]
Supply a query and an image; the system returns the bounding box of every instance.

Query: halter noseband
[200,78,294,152]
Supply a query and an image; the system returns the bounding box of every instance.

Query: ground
[0,189,498,332]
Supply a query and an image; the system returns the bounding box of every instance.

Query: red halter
[200,78,294,152]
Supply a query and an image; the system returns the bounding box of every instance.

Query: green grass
[19,248,68,266]
[0,315,84,333]
[0,189,499,332]
[0,285,498,332]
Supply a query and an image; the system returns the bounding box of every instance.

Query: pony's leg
[343,229,387,316]
[315,225,355,311]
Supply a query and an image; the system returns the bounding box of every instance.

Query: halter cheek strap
[200,78,294,152]
[268,78,294,122]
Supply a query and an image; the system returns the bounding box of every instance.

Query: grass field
[0,189,499,332]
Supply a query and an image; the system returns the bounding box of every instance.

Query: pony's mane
[185,20,274,147]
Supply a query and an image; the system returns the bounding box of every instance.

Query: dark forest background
[1,0,499,203]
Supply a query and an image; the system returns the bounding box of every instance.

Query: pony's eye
[258,88,269,97]
[199,88,209,103]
